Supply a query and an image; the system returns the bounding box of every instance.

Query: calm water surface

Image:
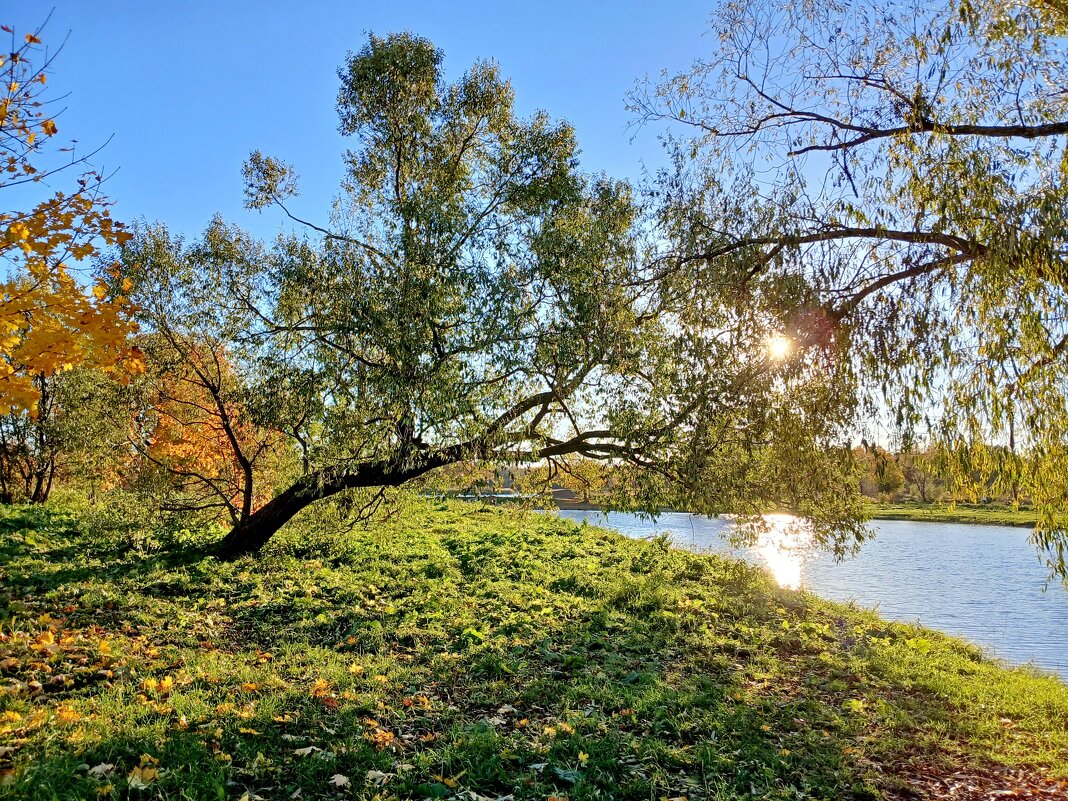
[555,510,1068,677]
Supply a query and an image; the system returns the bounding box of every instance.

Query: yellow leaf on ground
[127,766,158,788]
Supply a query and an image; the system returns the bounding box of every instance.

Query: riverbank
[546,499,1038,529]
[865,502,1037,527]
[1,501,1066,800]
[551,500,1040,528]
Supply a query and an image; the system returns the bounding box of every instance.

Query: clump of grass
[1,501,1065,800]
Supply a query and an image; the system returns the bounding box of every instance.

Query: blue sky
[10,1,713,240]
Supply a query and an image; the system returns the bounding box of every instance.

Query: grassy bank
[865,502,1038,527]
[1,501,1066,800]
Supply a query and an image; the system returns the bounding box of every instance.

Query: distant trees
[0,368,132,503]
[899,451,941,504]
[137,338,293,525]
[0,374,60,503]
[875,451,905,499]
[855,446,941,503]
[124,220,298,526]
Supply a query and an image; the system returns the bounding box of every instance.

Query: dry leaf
[365,769,394,785]
[127,765,158,788]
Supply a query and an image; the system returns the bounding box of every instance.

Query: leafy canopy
[632,0,1068,576]
[0,19,141,416]
[133,32,862,555]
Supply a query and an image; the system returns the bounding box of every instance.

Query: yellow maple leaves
[141,675,174,694]
[55,705,81,725]
[0,25,143,416]
[127,766,157,787]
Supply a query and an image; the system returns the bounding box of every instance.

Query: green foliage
[1,502,1065,799]
[0,369,134,505]
[123,219,303,525]
[125,32,866,555]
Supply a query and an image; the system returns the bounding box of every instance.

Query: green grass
[1,500,1066,800]
[866,502,1038,527]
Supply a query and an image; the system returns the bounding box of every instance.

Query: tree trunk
[215,478,321,558]
[30,458,54,504]
[214,457,447,559]
[214,404,593,559]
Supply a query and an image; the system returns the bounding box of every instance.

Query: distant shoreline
[554,501,1038,528]
[452,494,1038,528]
[862,502,1037,528]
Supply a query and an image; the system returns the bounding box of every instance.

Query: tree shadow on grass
[3,614,883,801]
[1,505,212,595]
[3,511,1065,800]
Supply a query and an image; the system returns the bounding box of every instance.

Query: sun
[766,334,791,360]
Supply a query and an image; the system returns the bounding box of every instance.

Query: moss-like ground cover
[1,501,1065,800]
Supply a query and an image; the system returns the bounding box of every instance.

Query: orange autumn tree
[138,338,293,525]
[0,18,141,416]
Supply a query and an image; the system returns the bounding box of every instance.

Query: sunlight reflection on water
[753,514,808,589]
[554,508,1068,676]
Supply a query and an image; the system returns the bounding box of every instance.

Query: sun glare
[755,514,810,590]
[766,334,791,360]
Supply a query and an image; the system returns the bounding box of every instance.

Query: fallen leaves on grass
[141,675,174,694]
[365,768,394,785]
[126,765,160,789]
[363,718,396,750]
[886,763,1068,801]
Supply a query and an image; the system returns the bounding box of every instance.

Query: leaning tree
[630,0,1068,576]
[130,33,865,558]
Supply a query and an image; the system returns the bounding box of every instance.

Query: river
[554,510,1068,677]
